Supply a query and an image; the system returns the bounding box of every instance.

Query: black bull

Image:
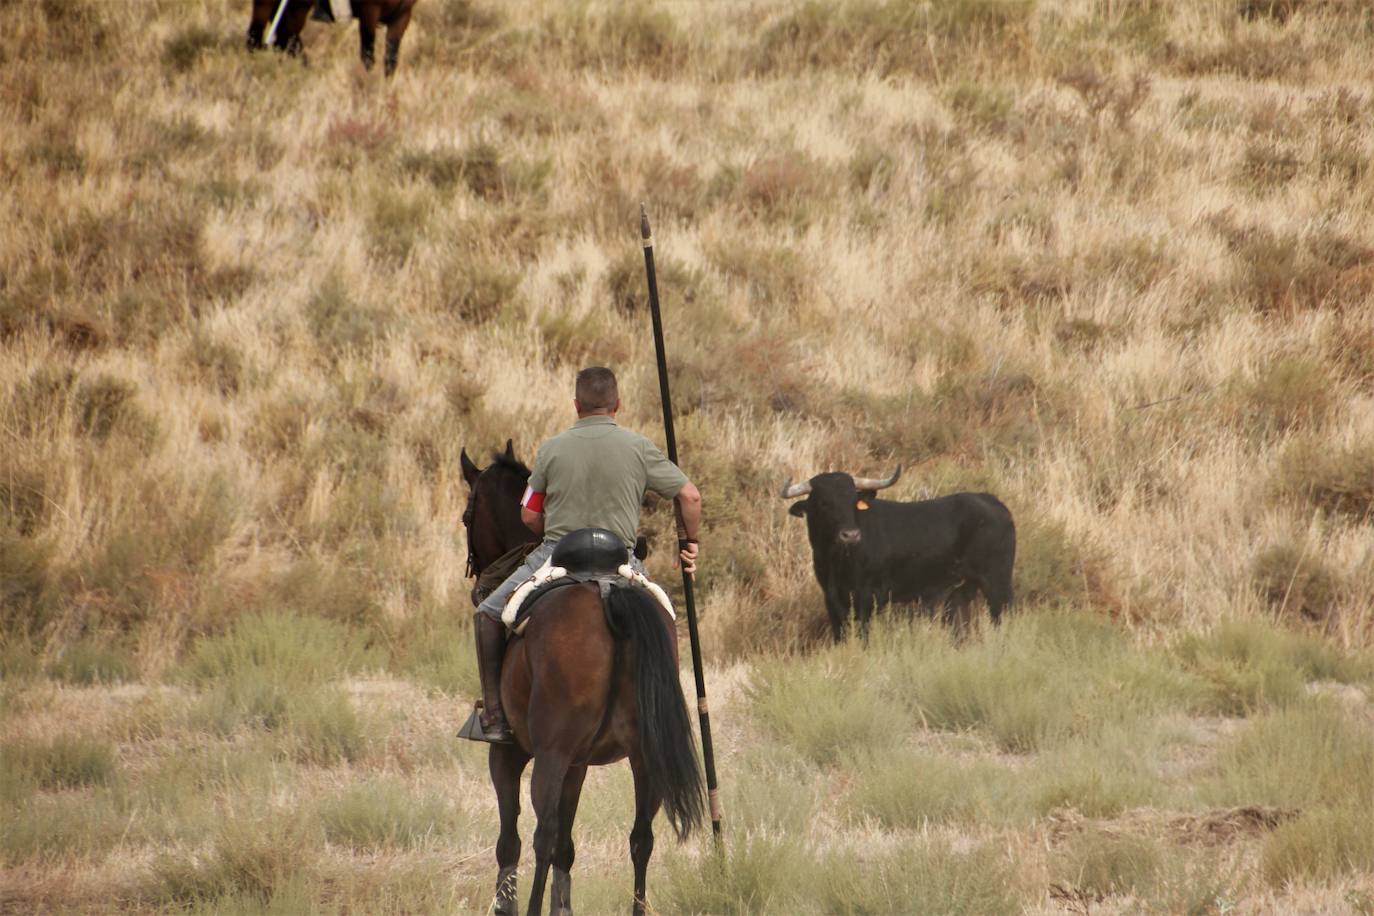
[782,468,1015,641]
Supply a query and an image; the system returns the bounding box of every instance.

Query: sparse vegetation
[4,0,1374,910]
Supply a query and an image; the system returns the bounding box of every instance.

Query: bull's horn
[852,465,902,491]
[779,478,812,499]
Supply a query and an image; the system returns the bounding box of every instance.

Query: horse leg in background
[627,755,662,916]
[246,0,269,50]
[382,3,414,77]
[549,765,587,916]
[526,751,572,916]
[357,2,382,70]
[490,743,530,916]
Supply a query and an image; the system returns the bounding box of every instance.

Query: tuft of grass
[1250,540,1343,625]
[1053,826,1167,898]
[747,648,906,765]
[1200,698,1374,810]
[317,779,459,850]
[1270,437,1374,521]
[46,636,135,685]
[1261,806,1374,886]
[1174,618,1363,714]
[0,733,117,791]
[1,791,126,865]
[848,749,1015,827]
[815,839,1023,916]
[305,272,391,355]
[149,809,321,907]
[162,26,221,74]
[660,834,809,914]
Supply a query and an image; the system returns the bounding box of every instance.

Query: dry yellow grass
[4,0,1374,911]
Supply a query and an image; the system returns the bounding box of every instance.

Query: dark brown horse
[246,0,418,76]
[461,444,704,916]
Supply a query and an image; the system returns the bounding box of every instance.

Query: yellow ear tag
[856,500,870,511]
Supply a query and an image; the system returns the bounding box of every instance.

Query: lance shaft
[640,205,722,839]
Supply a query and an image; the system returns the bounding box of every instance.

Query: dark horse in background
[461,442,704,916]
[246,0,418,76]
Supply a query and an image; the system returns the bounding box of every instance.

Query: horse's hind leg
[549,765,587,916]
[382,4,414,77]
[490,743,530,916]
[628,755,662,916]
[357,2,382,70]
[527,752,572,916]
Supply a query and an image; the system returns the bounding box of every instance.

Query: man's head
[575,367,620,417]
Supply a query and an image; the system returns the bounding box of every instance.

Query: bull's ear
[461,448,481,487]
[788,499,809,517]
[857,489,878,503]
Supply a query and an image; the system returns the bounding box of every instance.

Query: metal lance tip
[640,204,652,245]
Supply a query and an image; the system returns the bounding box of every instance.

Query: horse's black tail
[605,585,705,841]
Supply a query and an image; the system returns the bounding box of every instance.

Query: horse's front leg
[550,765,587,916]
[628,755,662,916]
[527,752,572,916]
[490,743,530,916]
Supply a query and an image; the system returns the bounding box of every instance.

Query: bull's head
[780,466,901,547]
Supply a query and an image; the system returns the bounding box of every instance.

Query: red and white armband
[521,486,545,513]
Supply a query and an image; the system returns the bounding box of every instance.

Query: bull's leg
[358,2,382,70]
[942,582,978,639]
[490,743,531,916]
[854,588,879,640]
[823,581,849,643]
[382,5,413,77]
[983,577,1013,626]
[628,755,661,916]
[549,765,586,916]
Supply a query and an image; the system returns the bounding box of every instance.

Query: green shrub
[815,839,1022,916]
[0,733,116,791]
[438,259,520,323]
[150,810,321,906]
[1270,438,1374,521]
[318,779,458,850]
[1176,618,1363,715]
[747,649,905,765]
[305,272,391,355]
[1262,806,1374,886]
[848,749,1015,827]
[1,791,126,865]
[1201,699,1374,810]
[1250,541,1343,625]
[182,612,372,687]
[1053,827,1166,897]
[163,26,221,73]
[389,611,478,696]
[660,834,809,914]
[46,637,135,685]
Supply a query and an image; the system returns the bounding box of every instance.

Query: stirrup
[458,703,514,744]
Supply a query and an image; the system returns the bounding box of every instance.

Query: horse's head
[461,439,537,580]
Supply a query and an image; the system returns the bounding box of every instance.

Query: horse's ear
[503,439,515,461]
[461,448,481,486]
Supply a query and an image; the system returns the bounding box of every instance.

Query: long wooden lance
[640,205,723,840]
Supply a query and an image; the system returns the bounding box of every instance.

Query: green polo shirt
[527,415,688,548]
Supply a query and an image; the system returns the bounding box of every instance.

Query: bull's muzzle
[837,527,861,546]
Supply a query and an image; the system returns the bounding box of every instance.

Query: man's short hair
[575,367,618,411]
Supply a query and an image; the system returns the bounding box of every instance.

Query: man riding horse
[471,366,702,743]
